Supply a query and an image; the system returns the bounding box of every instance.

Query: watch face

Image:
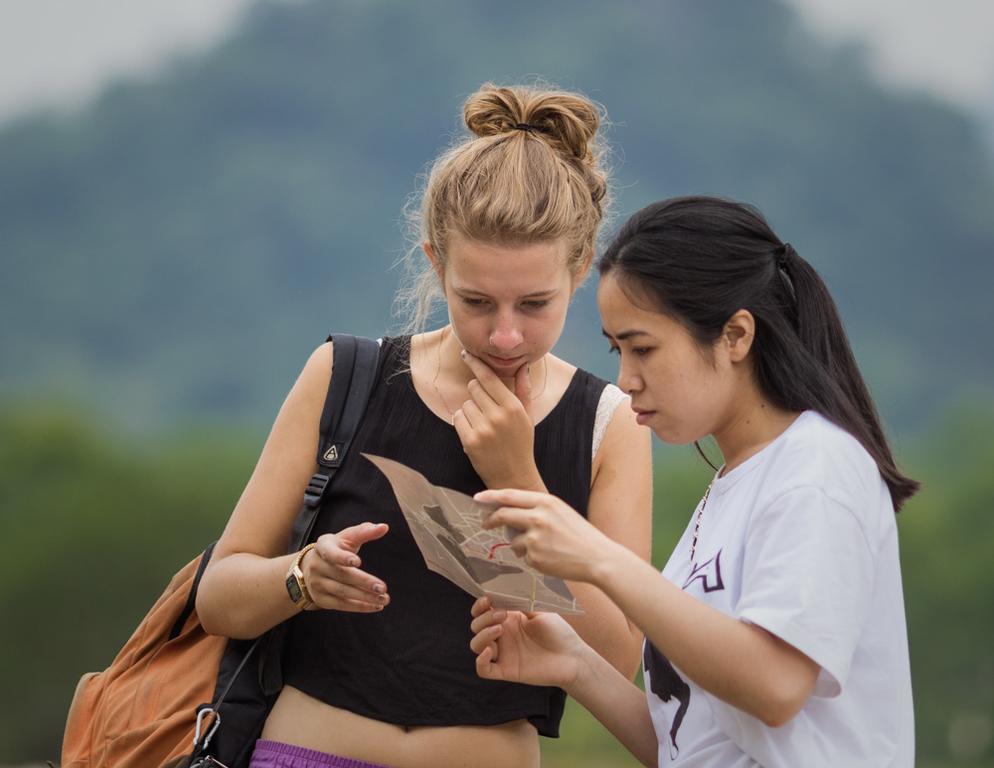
[286,573,303,603]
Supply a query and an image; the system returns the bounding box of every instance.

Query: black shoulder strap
[289,334,380,552]
[199,333,382,745]
[170,541,218,641]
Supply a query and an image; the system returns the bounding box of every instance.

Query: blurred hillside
[1,0,992,433]
[2,404,992,765]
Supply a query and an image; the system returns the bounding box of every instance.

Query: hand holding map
[363,453,583,615]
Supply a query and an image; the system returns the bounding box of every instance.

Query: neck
[711,388,800,474]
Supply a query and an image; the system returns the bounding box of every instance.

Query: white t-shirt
[644,411,914,767]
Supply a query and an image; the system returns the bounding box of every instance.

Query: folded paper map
[363,453,583,615]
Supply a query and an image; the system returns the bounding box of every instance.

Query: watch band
[285,543,317,610]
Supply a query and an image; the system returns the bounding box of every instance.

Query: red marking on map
[487,542,511,560]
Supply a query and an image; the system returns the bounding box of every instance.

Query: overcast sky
[0,0,992,125]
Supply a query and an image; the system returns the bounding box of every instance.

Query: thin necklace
[430,327,549,421]
[432,327,459,422]
[690,483,713,562]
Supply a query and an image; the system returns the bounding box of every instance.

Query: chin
[652,422,692,445]
[480,352,533,373]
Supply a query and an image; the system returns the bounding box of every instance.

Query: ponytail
[599,197,920,511]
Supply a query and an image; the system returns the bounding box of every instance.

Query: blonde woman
[196,83,653,768]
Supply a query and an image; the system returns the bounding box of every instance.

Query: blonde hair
[396,82,611,332]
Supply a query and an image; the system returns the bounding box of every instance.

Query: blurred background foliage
[1,0,992,765]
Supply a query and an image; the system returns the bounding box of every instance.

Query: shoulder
[297,340,335,395]
[592,382,650,477]
[761,412,893,529]
[308,334,392,386]
[592,382,633,450]
[776,412,879,484]
[557,359,614,408]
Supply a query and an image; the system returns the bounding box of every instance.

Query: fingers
[509,532,530,559]
[311,532,389,597]
[480,505,535,532]
[470,595,492,618]
[469,606,507,635]
[309,573,389,611]
[513,363,533,415]
[466,379,501,420]
[469,623,503,656]
[336,522,390,552]
[458,397,484,429]
[452,407,471,440]
[475,488,549,509]
[460,351,514,405]
[475,644,503,681]
[469,596,505,663]
[314,535,364,568]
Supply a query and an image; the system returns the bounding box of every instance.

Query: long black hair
[599,196,919,511]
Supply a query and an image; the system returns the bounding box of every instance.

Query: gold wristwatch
[285,543,317,610]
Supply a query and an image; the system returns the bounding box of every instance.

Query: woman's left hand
[453,351,544,491]
[477,488,619,584]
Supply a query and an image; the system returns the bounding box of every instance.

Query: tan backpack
[61,549,230,767]
[57,334,381,768]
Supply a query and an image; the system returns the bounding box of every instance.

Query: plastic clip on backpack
[59,335,381,768]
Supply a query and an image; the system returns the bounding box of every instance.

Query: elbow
[195,567,246,639]
[194,583,224,637]
[615,626,645,682]
[755,680,810,728]
[196,591,255,640]
[619,646,642,682]
[759,707,797,729]
[196,595,257,640]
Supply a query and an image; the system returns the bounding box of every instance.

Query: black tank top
[282,336,609,736]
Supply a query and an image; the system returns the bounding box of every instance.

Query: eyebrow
[453,286,560,300]
[601,328,654,341]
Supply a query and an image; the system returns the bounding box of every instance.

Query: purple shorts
[249,739,393,768]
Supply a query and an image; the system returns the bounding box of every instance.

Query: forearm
[197,551,302,639]
[565,581,643,679]
[594,543,807,726]
[567,645,659,768]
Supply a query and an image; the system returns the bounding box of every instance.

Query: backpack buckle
[193,706,221,750]
[304,473,330,508]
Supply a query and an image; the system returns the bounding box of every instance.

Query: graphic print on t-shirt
[643,640,691,759]
[682,549,724,593]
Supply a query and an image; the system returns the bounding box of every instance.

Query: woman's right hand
[302,522,391,612]
[470,596,587,689]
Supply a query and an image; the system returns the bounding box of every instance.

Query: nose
[616,353,643,395]
[489,314,523,353]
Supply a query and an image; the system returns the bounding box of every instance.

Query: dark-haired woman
[470,196,916,767]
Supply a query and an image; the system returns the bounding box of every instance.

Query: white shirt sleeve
[591,383,627,461]
[734,484,876,698]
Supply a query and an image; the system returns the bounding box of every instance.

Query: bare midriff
[260,685,541,768]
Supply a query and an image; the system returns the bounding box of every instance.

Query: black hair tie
[514,122,547,134]
[777,242,794,271]
[776,243,797,304]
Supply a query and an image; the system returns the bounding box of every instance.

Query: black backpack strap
[169,541,218,641]
[290,333,380,552]
[202,335,382,765]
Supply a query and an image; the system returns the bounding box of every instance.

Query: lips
[631,406,655,426]
[486,354,527,369]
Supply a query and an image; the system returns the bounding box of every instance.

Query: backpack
[59,334,381,768]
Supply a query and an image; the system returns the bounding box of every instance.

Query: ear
[722,309,755,363]
[422,241,445,281]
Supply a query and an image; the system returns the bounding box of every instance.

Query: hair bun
[464,83,602,164]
